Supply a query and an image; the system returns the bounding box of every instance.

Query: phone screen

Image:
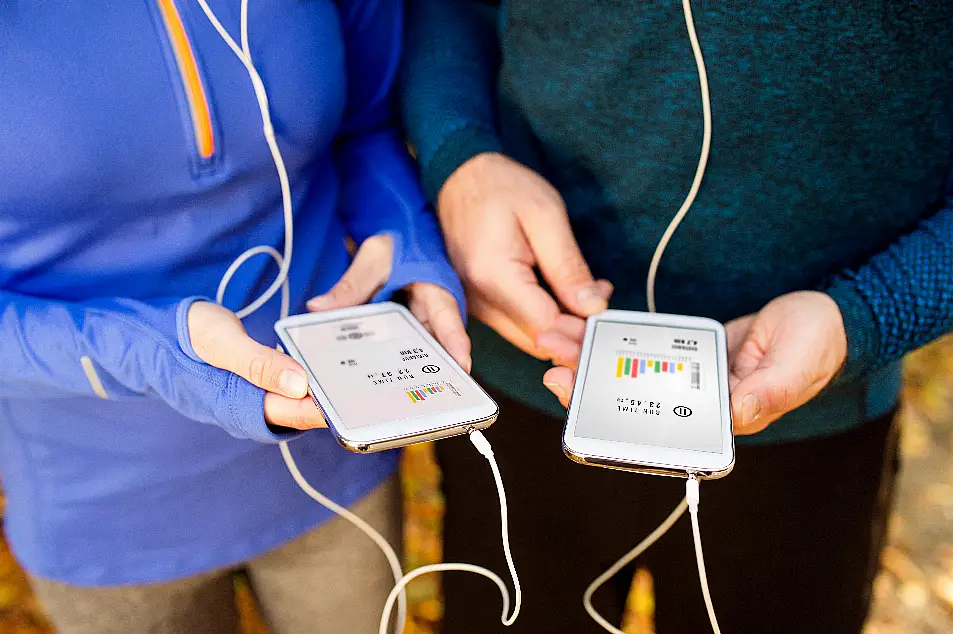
[285,310,483,429]
[575,321,724,453]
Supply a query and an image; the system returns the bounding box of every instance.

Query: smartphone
[562,310,734,479]
[274,302,498,453]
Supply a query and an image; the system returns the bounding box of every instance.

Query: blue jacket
[0,0,461,585]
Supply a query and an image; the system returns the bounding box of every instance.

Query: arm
[397,0,610,358]
[0,293,296,442]
[826,198,953,382]
[334,0,463,309]
[542,203,953,433]
[700,199,953,434]
[401,0,504,203]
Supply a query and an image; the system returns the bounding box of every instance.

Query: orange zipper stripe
[157,0,215,159]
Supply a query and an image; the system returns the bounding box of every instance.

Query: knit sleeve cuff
[824,281,879,385]
[421,122,505,204]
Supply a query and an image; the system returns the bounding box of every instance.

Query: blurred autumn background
[1,336,952,634]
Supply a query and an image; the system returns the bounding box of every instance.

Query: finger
[264,393,327,430]
[549,313,587,342]
[189,305,309,399]
[475,261,563,338]
[725,314,756,358]
[469,295,550,360]
[409,284,472,373]
[517,206,612,316]
[728,371,744,393]
[535,331,583,370]
[726,317,764,393]
[730,362,825,434]
[543,366,576,409]
[232,340,309,399]
[307,235,393,312]
[535,313,587,368]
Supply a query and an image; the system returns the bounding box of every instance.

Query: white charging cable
[586,1,722,633]
[194,2,520,633]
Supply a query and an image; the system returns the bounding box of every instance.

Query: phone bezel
[562,310,735,479]
[275,302,498,453]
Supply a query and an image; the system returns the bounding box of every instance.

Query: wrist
[176,296,215,363]
[424,124,505,204]
[824,283,878,384]
[438,151,502,205]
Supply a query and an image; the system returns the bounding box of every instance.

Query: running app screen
[286,311,482,429]
[575,321,723,453]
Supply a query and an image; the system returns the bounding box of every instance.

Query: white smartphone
[562,310,734,479]
[275,302,498,453]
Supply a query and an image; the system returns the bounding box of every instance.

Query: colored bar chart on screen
[614,352,692,383]
[406,384,447,403]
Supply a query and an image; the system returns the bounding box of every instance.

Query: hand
[437,153,612,359]
[306,234,472,371]
[541,291,848,437]
[723,291,847,434]
[538,316,588,407]
[187,301,326,430]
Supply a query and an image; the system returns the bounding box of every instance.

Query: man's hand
[188,301,326,430]
[306,234,472,372]
[722,291,847,434]
[437,153,612,359]
[541,291,849,435]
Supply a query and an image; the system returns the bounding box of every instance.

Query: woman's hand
[306,234,472,371]
[187,301,326,430]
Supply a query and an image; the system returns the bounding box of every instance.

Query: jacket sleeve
[0,292,294,443]
[400,0,504,204]
[335,0,464,312]
[825,196,953,382]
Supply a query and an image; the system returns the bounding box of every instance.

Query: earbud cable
[194,3,521,633]
[587,1,722,632]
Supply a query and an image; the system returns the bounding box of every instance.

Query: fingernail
[741,394,761,427]
[544,381,567,402]
[306,297,329,312]
[577,285,608,315]
[279,370,308,398]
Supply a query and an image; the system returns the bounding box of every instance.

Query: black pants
[436,386,899,634]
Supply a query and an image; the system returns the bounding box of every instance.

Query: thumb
[307,234,393,312]
[189,305,309,399]
[543,366,576,409]
[730,364,803,433]
[228,338,310,399]
[517,205,612,317]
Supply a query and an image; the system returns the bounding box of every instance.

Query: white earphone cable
[196,0,293,321]
[279,441,409,633]
[645,0,713,314]
[194,3,519,633]
[587,1,722,632]
[686,476,721,634]
[194,0,408,628]
[377,429,521,633]
[583,499,687,633]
